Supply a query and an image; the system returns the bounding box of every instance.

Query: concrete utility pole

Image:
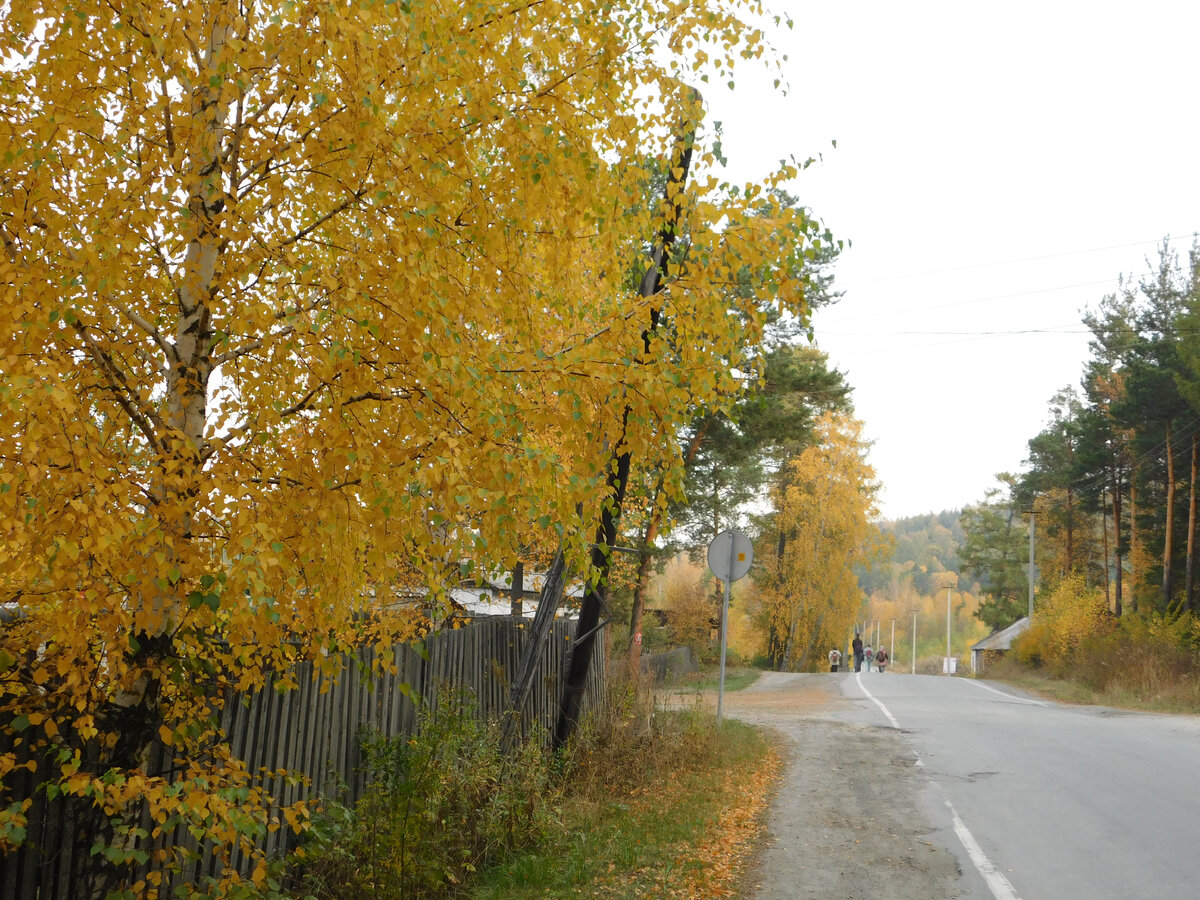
[945,585,952,673]
[1028,511,1036,620]
[911,608,917,674]
[890,619,895,665]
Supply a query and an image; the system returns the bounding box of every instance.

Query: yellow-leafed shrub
[1012,574,1113,670]
[1117,608,1198,652]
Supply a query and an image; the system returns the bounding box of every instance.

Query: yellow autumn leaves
[0,0,825,889]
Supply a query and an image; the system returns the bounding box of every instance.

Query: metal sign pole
[717,574,731,725]
[707,528,752,728]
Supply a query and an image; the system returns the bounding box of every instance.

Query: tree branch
[279,188,368,247]
[71,321,165,454]
[113,302,175,362]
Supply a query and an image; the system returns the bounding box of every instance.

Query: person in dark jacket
[852,634,864,672]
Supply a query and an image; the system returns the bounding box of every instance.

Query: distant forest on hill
[854,510,990,665]
[858,511,972,596]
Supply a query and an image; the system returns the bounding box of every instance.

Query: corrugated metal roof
[486,569,585,598]
[970,616,1030,652]
[447,588,576,618]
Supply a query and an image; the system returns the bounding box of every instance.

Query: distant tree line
[855,510,968,598]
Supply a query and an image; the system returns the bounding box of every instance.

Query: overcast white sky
[706,0,1200,519]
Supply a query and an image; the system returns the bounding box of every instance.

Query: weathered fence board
[0,616,605,899]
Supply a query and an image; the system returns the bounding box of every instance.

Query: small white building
[969,616,1030,674]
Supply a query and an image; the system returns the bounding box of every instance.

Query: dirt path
[718,672,962,899]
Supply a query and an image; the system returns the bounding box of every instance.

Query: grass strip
[467,713,781,899]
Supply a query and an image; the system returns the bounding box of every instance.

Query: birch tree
[760,412,880,671]
[0,0,821,891]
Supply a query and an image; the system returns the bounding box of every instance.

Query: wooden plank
[306,665,327,799]
[5,763,38,900]
[48,792,74,900]
[355,648,372,790]
[349,652,368,800]
[403,642,421,735]
[273,681,302,864]
[383,647,401,738]
[330,659,353,800]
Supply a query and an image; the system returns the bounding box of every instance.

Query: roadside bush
[1072,610,1200,702]
[564,674,735,798]
[285,670,772,899]
[666,581,720,664]
[722,646,746,668]
[998,600,1200,711]
[289,693,555,899]
[1011,619,1047,668]
[1012,574,1112,673]
[1077,629,1192,695]
[1118,607,1198,652]
[466,675,771,899]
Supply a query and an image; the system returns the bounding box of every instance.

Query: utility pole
[911,608,917,674]
[890,618,895,666]
[945,585,952,674]
[1028,511,1036,621]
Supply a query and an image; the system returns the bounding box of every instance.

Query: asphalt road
[837,671,1200,899]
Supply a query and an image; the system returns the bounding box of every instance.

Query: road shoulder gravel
[721,672,962,900]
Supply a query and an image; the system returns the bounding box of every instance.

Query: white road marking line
[945,799,1023,900]
[854,672,900,729]
[968,680,1047,706]
[855,673,1025,898]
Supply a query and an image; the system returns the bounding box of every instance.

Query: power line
[819,278,1121,325]
[1020,415,1200,511]
[821,233,1200,326]
[1081,416,1200,499]
[837,233,1200,288]
[819,330,1088,360]
[811,317,1200,359]
[819,326,1200,339]
[820,325,1085,337]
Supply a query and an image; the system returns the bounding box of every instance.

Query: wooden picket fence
[0,615,605,899]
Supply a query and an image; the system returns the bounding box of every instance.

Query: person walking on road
[828,648,841,672]
[852,634,864,672]
[863,644,873,672]
[875,646,889,673]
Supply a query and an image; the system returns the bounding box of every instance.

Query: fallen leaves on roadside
[671,743,784,898]
[588,741,785,899]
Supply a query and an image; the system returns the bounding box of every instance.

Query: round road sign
[707,529,753,583]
